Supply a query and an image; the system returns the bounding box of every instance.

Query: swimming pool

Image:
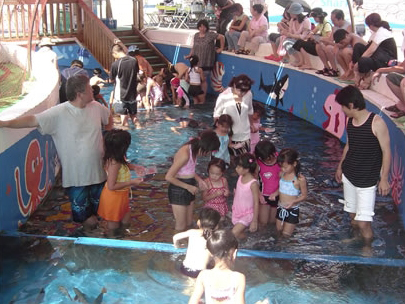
[18,86,405,260]
[1,234,405,303]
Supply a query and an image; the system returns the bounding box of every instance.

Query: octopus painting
[15,139,50,217]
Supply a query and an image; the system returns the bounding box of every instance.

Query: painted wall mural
[322,89,346,139]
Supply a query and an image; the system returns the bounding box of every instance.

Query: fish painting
[259,73,289,108]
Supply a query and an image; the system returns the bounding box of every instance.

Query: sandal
[243,49,251,55]
[235,49,245,54]
[316,68,329,75]
[324,69,339,77]
[390,111,405,119]
[385,105,400,112]
[264,54,276,60]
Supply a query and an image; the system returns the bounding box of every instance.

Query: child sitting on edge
[90,68,108,87]
[98,129,144,237]
[189,229,246,303]
[202,158,230,220]
[276,148,307,238]
[254,140,281,228]
[212,114,233,166]
[173,207,221,278]
[232,153,260,239]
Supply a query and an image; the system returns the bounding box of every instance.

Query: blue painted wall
[156,42,405,227]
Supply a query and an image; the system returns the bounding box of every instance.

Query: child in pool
[185,55,205,104]
[98,129,144,237]
[212,114,233,166]
[164,113,207,134]
[92,85,108,108]
[173,207,221,278]
[202,158,230,220]
[189,229,246,304]
[165,130,220,231]
[250,102,275,153]
[254,140,281,228]
[232,153,260,239]
[276,148,307,237]
[90,68,108,87]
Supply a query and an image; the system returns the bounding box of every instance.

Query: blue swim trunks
[66,182,105,223]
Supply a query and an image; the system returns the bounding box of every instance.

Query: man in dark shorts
[0,74,113,233]
[110,43,139,127]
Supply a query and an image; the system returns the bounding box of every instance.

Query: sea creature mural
[15,139,50,217]
[259,73,289,108]
[322,89,346,139]
[390,147,403,206]
[211,61,225,92]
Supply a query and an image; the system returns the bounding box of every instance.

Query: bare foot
[299,65,313,70]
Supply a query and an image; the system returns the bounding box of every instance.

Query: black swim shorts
[113,100,137,115]
[168,178,197,205]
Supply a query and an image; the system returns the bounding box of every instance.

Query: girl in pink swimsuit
[203,158,230,219]
[231,153,260,239]
[189,229,246,304]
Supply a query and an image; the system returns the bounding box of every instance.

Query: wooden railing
[1,0,123,71]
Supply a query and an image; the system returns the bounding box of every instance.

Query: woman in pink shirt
[236,4,268,55]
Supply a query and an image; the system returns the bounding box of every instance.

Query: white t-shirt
[35,101,110,187]
[370,27,393,45]
[213,88,253,142]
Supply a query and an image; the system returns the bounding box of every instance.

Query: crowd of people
[0,3,399,301]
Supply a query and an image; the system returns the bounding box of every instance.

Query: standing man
[110,44,139,128]
[335,85,391,246]
[59,59,88,103]
[0,74,112,233]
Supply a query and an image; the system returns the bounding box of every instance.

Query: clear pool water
[1,235,404,303]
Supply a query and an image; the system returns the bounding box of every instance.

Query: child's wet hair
[92,84,100,96]
[189,55,199,68]
[93,68,102,76]
[207,229,238,261]
[208,157,226,173]
[228,74,254,92]
[277,148,301,175]
[216,114,233,136]
[254,140,276,161]
[187,130,220,158]
[103,129,131,165]
[253,102,266,117]
[200,208,221,240]
[235,153,257,173]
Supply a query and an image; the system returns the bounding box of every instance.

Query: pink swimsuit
[204,178,228,217]
[232,176,257,226]
[177,145,196,176]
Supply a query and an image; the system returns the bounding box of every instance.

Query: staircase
[113,27,169,75]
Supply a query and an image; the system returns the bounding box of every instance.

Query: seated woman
[224,3,249,53]
[352,13,397,89]
[236,4,268,55]
[268,3,311,64]
[265,7,290,60]
[292,7,332,70]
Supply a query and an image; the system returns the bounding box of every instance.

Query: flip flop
[385,105,400,112]
[390,111,405,119]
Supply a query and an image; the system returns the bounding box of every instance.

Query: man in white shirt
[0,74,112,232]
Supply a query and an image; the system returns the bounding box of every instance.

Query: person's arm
[373,61,405,84]
[335,134,349,184]
[0,115,39,129]
[173,230,191,248]
[373,115,391,196]
[189,271,205,304]
[185,69,190,83]
[249,181,260,232]
[360,41,378,58]
[216,34,225,53]
[165,146,199,194]
[106,161,143,191]
[223,177,230,197]
[221,0,235,10]
[235,273,246,304]
[184,37,196,59]
[213,93,225,121]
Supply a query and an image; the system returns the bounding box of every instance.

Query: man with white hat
[35,37,58,73]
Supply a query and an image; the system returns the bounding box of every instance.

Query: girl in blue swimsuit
[276,148,308,237]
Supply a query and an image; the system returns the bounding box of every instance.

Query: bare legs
[172,201,195,231]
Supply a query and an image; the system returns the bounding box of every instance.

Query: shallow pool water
[1,235,405,304]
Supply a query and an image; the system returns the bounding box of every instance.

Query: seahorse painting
[322,89,346,139]
[211,61,225,93]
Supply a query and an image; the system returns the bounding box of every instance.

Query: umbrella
[275,0,311,13]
